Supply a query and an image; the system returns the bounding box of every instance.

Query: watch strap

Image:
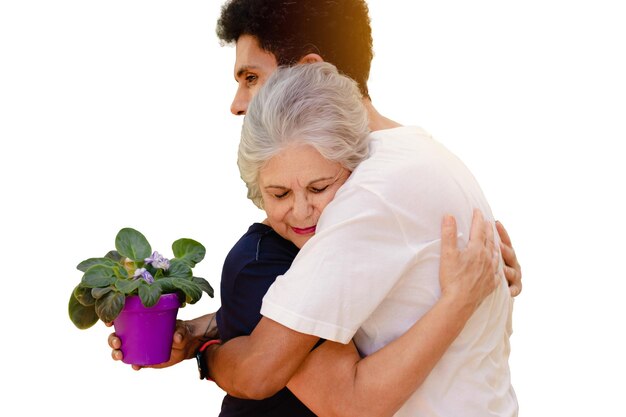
[196,339,222,381]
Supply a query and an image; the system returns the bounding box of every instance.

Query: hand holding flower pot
[69,228,213,365]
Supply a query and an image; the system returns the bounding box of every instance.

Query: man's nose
[230,88,248,116]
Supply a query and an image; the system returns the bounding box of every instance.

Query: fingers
[441,214,458,256]
[484,217,495,254]
[482,221,499,294]
[508,283,522,298]
[499,237,520,277]
[470,210,499,296]
[485,220,499,274]
[108,332,121,349]
[111,349,123,361]
[504,264,522,297]
[107,332,125,362]
[172,320,188,346]
[496,220,522,297]
[468,208,486,245]
[495,220,512,246]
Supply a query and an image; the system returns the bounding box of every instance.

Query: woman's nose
[292,195,313,220]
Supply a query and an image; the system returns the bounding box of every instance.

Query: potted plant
[68,227,213,365]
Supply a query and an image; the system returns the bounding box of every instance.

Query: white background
[1,1,624,415]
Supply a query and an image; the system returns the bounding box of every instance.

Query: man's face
[230,34,278,116]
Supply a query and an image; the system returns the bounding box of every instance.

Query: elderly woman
[209,62,501,417]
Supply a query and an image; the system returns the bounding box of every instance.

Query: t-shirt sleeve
[260,185,416,344]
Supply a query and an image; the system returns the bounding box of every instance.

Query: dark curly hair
[216,0,374,98]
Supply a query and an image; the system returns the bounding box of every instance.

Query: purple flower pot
[114,293,180,366]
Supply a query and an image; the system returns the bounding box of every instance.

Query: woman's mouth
[292,225,316,235]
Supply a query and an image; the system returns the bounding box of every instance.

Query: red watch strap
[198,339,222,382]
[200,339,222,352]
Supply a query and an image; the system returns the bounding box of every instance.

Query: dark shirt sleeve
[214,224,319,417]
[218,259,293,341]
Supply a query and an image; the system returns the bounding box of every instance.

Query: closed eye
[310,185,329,193]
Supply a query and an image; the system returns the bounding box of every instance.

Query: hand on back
[439,209,500,313]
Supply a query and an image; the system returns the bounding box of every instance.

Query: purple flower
[144,251,170,270]
[133,268,154,284]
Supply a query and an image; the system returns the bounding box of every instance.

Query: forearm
[182,313,219,359]
[288,294,474,417]
[349,294,473,416]
[205,316,319,400]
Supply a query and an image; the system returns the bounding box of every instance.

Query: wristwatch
[196,339,221,380]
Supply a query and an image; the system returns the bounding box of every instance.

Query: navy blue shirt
[215,223,318,417]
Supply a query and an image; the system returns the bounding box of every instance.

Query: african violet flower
[133,267,155,284]
[145,251,170,270]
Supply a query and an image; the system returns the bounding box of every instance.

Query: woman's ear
[297,53,324,64]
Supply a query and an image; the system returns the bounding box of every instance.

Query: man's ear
[297,53,324,64]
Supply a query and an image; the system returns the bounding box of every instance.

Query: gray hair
[238,62,371,208]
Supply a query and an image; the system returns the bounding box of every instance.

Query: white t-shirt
[261,126,517,416]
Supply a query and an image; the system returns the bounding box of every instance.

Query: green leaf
[82,265,117,288]
[73,284,96,306]
[192,276,214,298]
[172,238,206,268]
[166,259,192,279]
[115,278,141,295]
[153,268,165,279]
[172,279,202,304]
[155,277,177,294]
[138,282,163,307]
[115,228,152,262]
[69,291,99,329]
[77,257,118,272]
[95,291,125,323]
[113,265,129,279]
[92,287,113,299]
[105,250,123,262]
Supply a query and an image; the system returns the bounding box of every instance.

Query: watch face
[196,349,207,380]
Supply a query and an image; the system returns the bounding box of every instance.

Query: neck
[363,98,402,131]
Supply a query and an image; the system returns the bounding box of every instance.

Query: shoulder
[344,126,468,196]
[366,126,446,167]
[224,223,299,272]
[368,125,432,146]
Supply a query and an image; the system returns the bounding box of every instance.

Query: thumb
[173,320,189,344]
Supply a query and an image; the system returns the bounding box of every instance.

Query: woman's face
[259,144,350,248]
